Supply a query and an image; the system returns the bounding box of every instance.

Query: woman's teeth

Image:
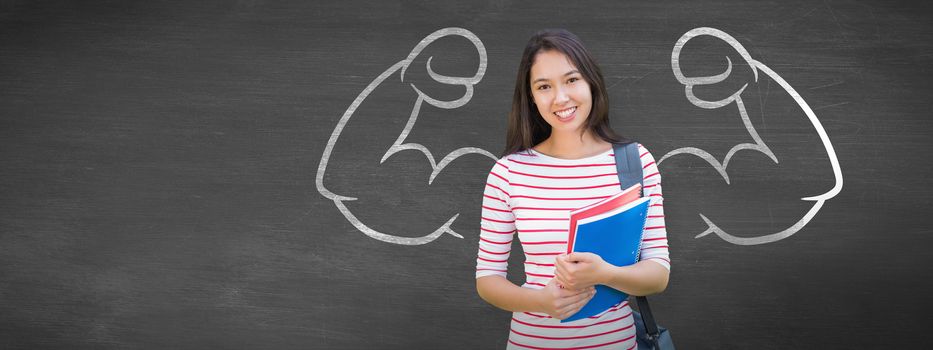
[555,107,576,119]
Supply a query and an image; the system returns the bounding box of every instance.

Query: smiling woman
[474,29,671,349]
[501,29,622,160]
[529,50,593,137]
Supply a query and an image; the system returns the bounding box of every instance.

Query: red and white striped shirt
[476,144,671,350]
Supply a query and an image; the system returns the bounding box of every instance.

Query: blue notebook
[561,196,651,323]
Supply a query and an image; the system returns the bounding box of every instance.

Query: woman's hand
[554,252,610,290]
[536,279,595,320]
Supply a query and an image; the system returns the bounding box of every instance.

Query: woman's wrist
[595,259,617,285]
[599,262,631,287]
[530,285,548,313]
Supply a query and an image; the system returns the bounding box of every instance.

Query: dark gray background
[2,0,932,348]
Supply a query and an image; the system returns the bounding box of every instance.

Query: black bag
[612,142,675,350]
[633,297,675,350]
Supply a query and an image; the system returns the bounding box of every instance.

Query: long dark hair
[502,29,627,157]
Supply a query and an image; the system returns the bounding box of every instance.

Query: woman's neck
[535,130,611,159]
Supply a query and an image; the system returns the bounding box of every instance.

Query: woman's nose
[554,86,570,105]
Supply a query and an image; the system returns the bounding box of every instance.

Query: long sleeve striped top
[475,144,670,350]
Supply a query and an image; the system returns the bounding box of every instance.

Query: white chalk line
[316,27,494,245]
[661,27,844,245]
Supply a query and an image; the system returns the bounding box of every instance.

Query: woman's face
[529,50,593,136]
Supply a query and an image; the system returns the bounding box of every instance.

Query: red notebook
[567,183,642,253]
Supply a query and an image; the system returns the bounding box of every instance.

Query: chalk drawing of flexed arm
[316,27,496,245]
[659,27,844,245]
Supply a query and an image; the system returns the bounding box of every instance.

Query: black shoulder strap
[612,141,662,349]
[636,295,661,348]
[612,142,643,195]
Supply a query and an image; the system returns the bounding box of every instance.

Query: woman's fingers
[557,288,594,311]
[560,286,592,298]
[551,289,581,310]
[542,278,597,319]
[556,288,596,319]
[553,258,566,278]
[554,257,576,288]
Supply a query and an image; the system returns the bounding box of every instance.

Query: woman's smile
[554,106,577,122]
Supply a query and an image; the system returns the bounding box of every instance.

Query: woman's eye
[568,77,580,83]
[537,84,550,90]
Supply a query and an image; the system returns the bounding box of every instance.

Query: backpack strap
[612,141,662,349]
[611,142,643,195]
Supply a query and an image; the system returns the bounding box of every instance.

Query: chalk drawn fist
[316,28,496,245]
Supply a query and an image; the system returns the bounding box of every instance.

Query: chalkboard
[2,1,933,348]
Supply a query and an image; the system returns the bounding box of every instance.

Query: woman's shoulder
[614,141,655,156]
[494,148,538,165]
[633,142,659,160]
[487,151,525,174]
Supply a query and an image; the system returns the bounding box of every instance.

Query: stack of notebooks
[562,183,650,323]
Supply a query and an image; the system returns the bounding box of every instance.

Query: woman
[475,29,671,349]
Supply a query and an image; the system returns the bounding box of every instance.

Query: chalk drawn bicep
[662,27,843,246]
[317,27,495,245]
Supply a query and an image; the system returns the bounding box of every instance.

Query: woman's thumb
[567,252,589,262]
